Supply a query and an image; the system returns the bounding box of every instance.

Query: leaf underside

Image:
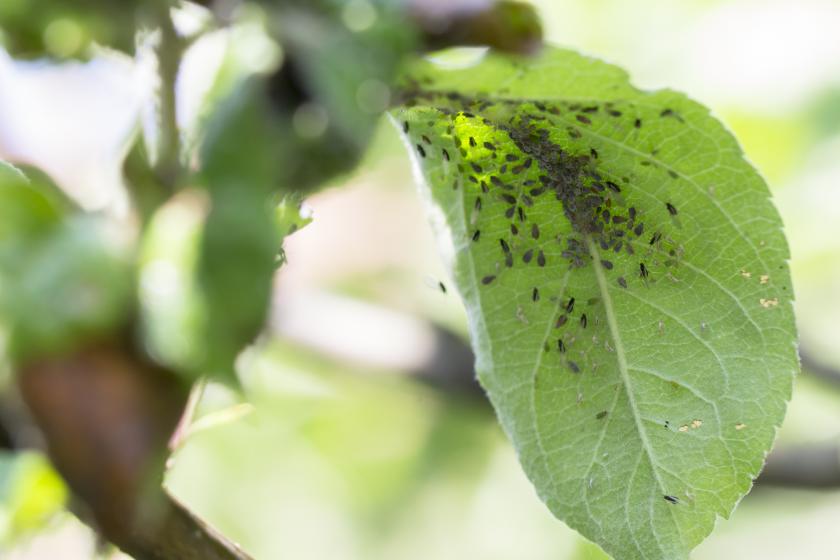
[393,47,797,560]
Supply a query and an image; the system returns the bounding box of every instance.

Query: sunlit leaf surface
[393,47,797,559]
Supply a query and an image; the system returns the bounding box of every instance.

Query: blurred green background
[3,0,840,558]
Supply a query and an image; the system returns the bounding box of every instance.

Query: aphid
[469,137,477,147]
[666,202,678,216]
[649,232,662,245]
[601,259,613,270]
[481,275,496,285]
[523,249,534,264]
[640,262,649,279]
[576,114,591,125]
[524,158,533,169]
[474,197,482,211]
[663,495,680,505]
[565,297,575,313]
[403,121,410,133]
[580,313,588,328]
[490,175,503,187]
[505,206,516,219]
[531,224,540,239]
[417,144,426,157]
[500,239,511,253]
[628,207,637,221]
[537,250,546,267]
[483,141,496,151]
[472,229,481,242]
[532,287,540,302]
[442,149,450,161]
[518,207,527,222]
[438,281,447,293]
[501,193,517,205]
[471,163,482,174]
[634,223,644,236]
[568,361,581,373]
[590,148,599,159]
[468,176,478,184]
[421,134,431,144]
[511,223,519,236]
[556,315,568,328]
[634,118,642,128]
[608,109,622,117]
[617,276,627,288]
[480,181,489,193]
[505,154,518,162]
[596,411,608,420]
[606,181,621,193]
[557,339,566,352]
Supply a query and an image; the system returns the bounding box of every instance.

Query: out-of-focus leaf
[0,166,131,363]
[393,47,797,559]
[2,215,134,363]
[0,0,145,59]
[0,451,67,545]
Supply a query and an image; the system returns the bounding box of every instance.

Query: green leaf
[0,166,131,362]
[393,47,797,559]
[0,451,67,545]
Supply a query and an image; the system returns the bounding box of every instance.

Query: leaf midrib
[585,235,686,552]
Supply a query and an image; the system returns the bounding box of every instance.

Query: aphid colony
[400,87,686,377]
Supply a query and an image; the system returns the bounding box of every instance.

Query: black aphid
[666,202,678,216]
[490,176,503,187]
[580,313,588,328]
[511,223,519,236]
[634,118,642,128]
[469,137,477,147]
[531,223,540,240]
[537,250,546,267]
[596,411,608,420]
[421,135,431,144]
[640,262,649,279]
[565,297,575,314]
[483,141,496,151]
[576,114,591,125]
[438,282,447,293]
[556,315,568,328]
[629,207,637,221]
[500,239,511,253]
[606,181,621,193]
[481,275,496,285]
[505,154,518,162]
[474,197,482,211]
[472,229,481,242]
[557,339,566,352]
[601,259,613,270]
[403,121,410,133]
[518,207,526,222]
[608,109,622,117]
[617,276,627,288]
[590,148,599,159]
[505,207,515,219]
[442,149,450,161]
[568,361,581,373]
[650,232,662,245]
[532,287,540,302]
[417,144,426,157]
[663,495,679,505]
[471,162,482,174]
[502,193,517,205]
[634,223,644,236]
[523,249,534,263]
